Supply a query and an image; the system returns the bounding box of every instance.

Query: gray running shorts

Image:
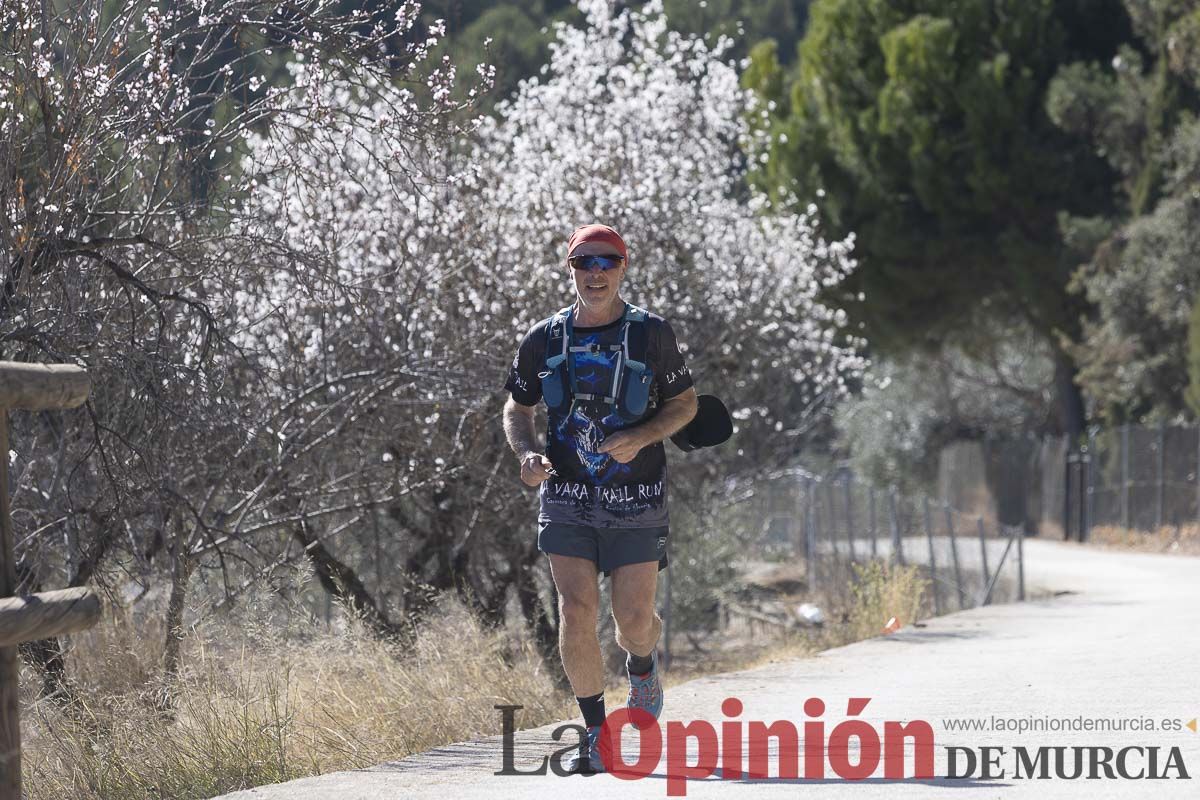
[537,522,669,578]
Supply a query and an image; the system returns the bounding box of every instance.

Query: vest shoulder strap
[622,305,650,368]
[544,307,573,367]
[543,303,653,369]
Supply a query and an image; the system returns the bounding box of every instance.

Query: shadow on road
[605,769,1011,788]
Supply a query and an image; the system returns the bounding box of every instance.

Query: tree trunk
[19,638,66,701]
[158,515,196,712]
[293,519,407,641]
[13,563,73,705]
[21,513,122,707]
[1053,349,1087,440]
[399,533,442,624]
[161,552,194,686]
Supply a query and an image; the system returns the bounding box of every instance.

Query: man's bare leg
[547,553,604,697]
[611,560,665,718]
[611,561,662,661]
[548,553,608,772]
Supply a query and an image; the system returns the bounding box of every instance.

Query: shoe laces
[629,671,659,705]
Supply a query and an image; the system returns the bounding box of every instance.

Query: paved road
[214,540,1200,799]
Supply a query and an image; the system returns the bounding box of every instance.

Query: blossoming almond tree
[468,0,865,456]
[0,0,485,698]
[463,0,866,636]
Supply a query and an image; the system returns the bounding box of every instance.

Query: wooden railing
[0,362,97,800]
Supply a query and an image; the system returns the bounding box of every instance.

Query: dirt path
[213,540,1200,799]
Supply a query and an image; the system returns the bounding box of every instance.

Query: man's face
[568,240,626,311]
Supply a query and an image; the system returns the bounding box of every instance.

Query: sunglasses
[569,254,624,271]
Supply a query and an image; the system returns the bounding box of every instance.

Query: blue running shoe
[626,649,663,721]
[565,724,606,774]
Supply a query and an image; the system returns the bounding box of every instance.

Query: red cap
[566,224,627,263]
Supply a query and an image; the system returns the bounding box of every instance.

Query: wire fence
[935,422,1200,542]
[796,472,1022,609]
[655,465,1027,667]
[787,470,1024,611]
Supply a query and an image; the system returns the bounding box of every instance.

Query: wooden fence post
[0,408,19,800]
[0,361,96,800]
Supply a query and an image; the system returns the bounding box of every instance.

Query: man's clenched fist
[520,452,556,487]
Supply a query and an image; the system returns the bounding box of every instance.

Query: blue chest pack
[539,303,654,421]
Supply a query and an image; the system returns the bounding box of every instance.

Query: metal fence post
[1084,428,1095,542]
[844,474,856,562]
[868,488,878,558]
[1121,423,1131,531]
[922,496,941,615]
[825,478,840,566]
[888,487,903,565]
[806,479,818,590]
[1063,446,1072,541]
[795,473,807,561]
[1017,523,1026,601]
[1156,420,1166,531]
[944,504,965,609]
[976,516,989,604]
[981,524,1016,607]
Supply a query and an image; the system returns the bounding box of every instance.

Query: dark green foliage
[1050,0,1200,422]
[662,0,810,63]
[322,2,811,109]
[418,1,580,108]
[743,0,1135,434]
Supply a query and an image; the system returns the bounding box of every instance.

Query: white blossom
[238,0,865,452]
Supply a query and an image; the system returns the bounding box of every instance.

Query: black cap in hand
[670,394,734,452]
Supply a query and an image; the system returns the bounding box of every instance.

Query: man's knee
[612,603,656,638]
[558,592,598,629]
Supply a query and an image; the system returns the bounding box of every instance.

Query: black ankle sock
[626,650,654,676]
[577,692,606,729]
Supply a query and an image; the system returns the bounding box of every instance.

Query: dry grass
[606,559,931,707]
[1088,523,1200,555]
[22,560,932,799]
[828,560,930,647]
[22,596,569,800]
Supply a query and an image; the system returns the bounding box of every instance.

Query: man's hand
[520,452,556,487]
[597,429,649,464]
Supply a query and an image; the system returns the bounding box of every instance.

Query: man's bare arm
[637,386,699,446]
[503,396,541,460]
[503,396,554,485]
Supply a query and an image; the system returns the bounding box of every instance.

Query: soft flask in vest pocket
[617,362,653,420]
[539,354,569,412]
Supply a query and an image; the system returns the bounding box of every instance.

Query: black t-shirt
[504,303,694,528]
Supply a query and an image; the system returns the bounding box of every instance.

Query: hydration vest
[539,303,654,422]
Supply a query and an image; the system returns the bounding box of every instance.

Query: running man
[502,223,698,773]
